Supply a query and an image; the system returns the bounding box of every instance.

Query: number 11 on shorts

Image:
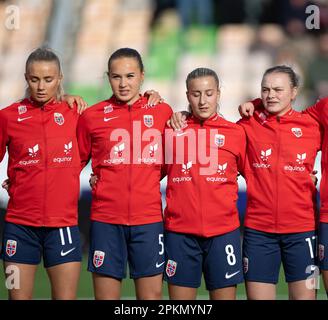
[305,236,317,259]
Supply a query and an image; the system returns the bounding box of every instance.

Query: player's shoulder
[140,100,173,123]
[318,97,328,105]
[236,115,251,127]
[81,99,111,118]
[158,101,172,111]
[294,109,320,127]
[0,99,28,119]
[220,116,245,134]
[55,100,80,116]
[156,102,173,119]
[313,97,328,112]
[2,99,27,111]
[144,101,173,114]
[89,99,111,111]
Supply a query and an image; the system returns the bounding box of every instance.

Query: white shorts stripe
[59,228,65,246]
[66,227,72,244]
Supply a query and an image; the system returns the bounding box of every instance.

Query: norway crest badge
[143,115,154,128]
[104,104,113,114]
[93,250,105,268]
[166,259,177,277]
[6,240,17,257]
[291,127,302,138]
[214,134,225,147]
[54,113,65,126]
[18,105,27,115]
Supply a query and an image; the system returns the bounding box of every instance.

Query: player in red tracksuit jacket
[237,66,321,300]
[239,97,328,299]
[163,68,245,300]
[0,48,83,300]
[77,48,173,300]
[303,98,328,297]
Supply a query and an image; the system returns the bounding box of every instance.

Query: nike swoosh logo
[60,247,76,257]
[156,261,165,268]
[17,116,32,122]
[104,116,119,122]
[225,270,240,279]
[176,132,187,137]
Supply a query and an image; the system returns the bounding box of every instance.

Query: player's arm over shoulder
[158,102,173,119]
[304,97,328,124]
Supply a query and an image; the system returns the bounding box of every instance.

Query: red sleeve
[237,126,247,177]
[0,110,8,163]
[252,98,263,110]
[303,98,327,125]
[161,123,171,180]
[76,112,92,169]
[162,103,173,121]
[63,100,78,111]
[159,104,172,179]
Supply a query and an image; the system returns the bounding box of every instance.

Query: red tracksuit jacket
[0,99,81,227]
[305,97,328,223]
[238,107,321,233]
[164,114,246,237]
[77,95,172,225]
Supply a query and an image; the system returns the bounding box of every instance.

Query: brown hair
[263,65,300,88]
[186,67,220,90]
[107,47,144,73]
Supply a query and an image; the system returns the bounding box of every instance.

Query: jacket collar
[26,97,59,111]
[254,107,295,123]
[188,112,220,125]
[108,94,147,109]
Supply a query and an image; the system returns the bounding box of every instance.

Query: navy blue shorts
[318,222,328,270]
[164,228,244,290]
[88,221,164,279]
[243,227,318,283]
[0,222,82,268]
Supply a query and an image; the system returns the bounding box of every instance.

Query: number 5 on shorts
[159,234,164,255]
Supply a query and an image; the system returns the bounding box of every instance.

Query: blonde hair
[186,67,220,113]
[24,47,64,100]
